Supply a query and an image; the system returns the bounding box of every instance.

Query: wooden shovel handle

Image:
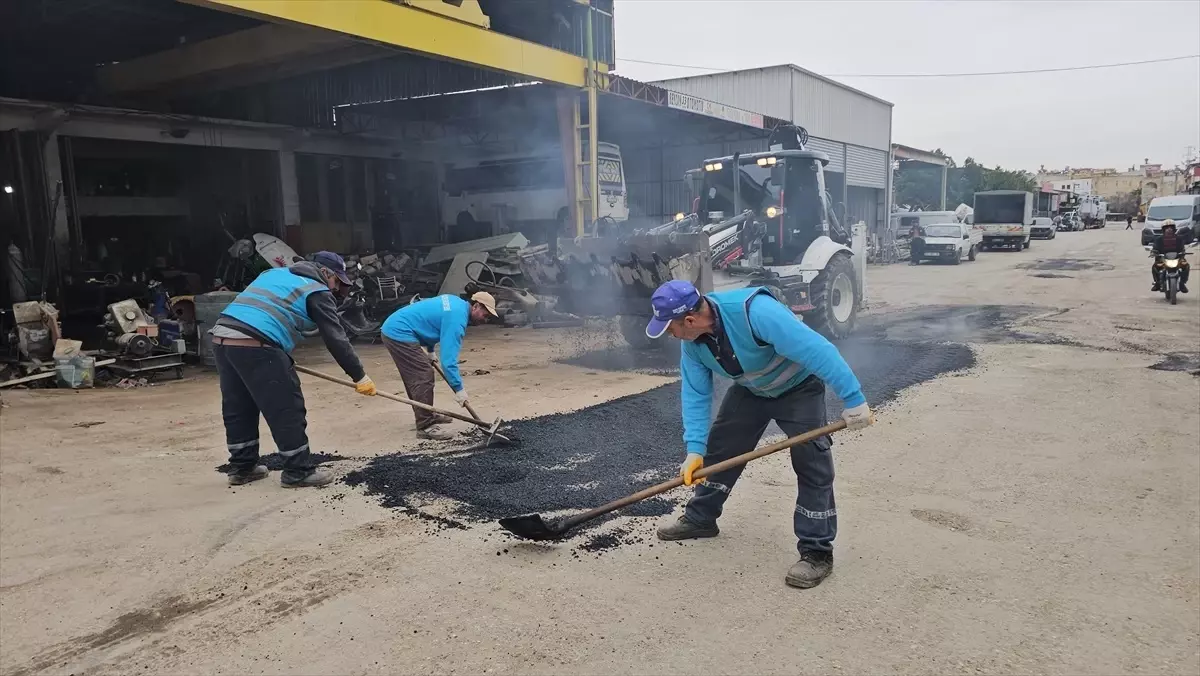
[294,364,487,429]
[428,358,486,424]
[562,420,848,530]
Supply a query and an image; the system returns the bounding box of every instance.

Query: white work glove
[842,402,875,431]
[453,387,469,407]
[679,452,704,486]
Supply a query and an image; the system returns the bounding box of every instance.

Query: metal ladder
[572,89,598,236]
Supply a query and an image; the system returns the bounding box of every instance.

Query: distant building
[1036,163,1189,206]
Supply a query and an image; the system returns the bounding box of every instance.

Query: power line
[616,54,1200,78]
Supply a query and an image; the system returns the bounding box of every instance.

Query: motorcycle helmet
[1162,218,1176,232]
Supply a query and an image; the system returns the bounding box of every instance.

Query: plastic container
[55,355,96,389]
[193,292,238,368]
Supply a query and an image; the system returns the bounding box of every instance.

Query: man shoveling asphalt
[213,251,377,488]
[380,292,499,439]
[646,280,874,588]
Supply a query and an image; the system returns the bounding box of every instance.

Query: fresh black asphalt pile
[344,321,976,544]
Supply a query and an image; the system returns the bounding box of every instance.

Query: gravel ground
[1,225,1197,675]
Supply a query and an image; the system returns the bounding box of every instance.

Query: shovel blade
[498,513,567,541]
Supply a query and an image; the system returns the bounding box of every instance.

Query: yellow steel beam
[186,0,597,87]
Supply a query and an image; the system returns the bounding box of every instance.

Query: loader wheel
[804,253,857,341]
[618,315,662,351]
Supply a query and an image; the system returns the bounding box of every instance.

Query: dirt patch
[1017,258,1115,272]
[345,338,975,543]
[560,343,681,375]
[8,595,218,676]
[911,508,973,533]
[1029,272,1075,279]
[1148,353,1200,376]
[215,452,347,474]
[858,304,1082,348]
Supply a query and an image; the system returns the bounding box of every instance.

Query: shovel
[499,420,847,541]
[294,364,511,444]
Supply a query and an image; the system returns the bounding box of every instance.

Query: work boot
[1151,283,1161,292]
[417,424,453,441]
[281,467,334,489]
[785,550,834,589]
[228,464,269,486]
[1181,283,1189,293]
[656,516,719,541]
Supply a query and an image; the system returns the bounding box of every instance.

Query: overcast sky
[614,0,1200,173]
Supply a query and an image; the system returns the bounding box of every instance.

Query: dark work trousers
[910,239,924,264]
[685,375,837,554]
[383,337,437,430]
[214,343,313,482]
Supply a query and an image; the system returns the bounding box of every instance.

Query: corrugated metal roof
[650,64,893,151]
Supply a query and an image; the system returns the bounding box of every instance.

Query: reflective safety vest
[220,268,328,352]
[682,286,812,398]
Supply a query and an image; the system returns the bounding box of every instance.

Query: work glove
[354,375,377,396]
[841,402,874,431]
[679,452,704,486]
[453,387,469,407]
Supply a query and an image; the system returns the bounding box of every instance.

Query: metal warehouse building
[644,65,894,232]
[0,1,893,332]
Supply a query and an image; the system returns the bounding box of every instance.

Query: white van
[442,142,628,236]
[1142,194,1200,245]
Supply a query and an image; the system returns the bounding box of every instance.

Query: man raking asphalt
[380,292,500,440]
[211,251,377,488]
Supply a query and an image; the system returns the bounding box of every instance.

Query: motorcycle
[1146,244,1195,305]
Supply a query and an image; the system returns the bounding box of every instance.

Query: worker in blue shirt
[645,279,874,589]
[381,292,499,439]
[214,251,377,489]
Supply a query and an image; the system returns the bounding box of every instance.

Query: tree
[893,153,1036,210]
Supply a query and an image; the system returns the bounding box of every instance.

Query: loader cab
[697,149,834,265]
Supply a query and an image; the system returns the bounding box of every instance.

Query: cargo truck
[974,190,1033,251]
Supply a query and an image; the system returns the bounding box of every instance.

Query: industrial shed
[648,65,894,233]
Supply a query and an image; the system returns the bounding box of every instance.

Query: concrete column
[276,150,300,238]
[42,133,70,270]
[940,164,948,210]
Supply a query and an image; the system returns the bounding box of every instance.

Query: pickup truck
[912,222,982,264]
[974,190,1033,251]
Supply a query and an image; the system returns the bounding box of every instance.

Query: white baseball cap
[470,291,499,317]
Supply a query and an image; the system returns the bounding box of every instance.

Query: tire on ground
[803,253,857,340]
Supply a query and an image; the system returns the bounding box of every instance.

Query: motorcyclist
[1151,219,1189,293]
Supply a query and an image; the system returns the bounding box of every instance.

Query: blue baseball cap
[311,251,352,285]
[645,279,701,339]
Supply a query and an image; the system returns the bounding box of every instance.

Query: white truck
[912,222,982,264]
[974,190,1033,251]
[1078,195,1108,229]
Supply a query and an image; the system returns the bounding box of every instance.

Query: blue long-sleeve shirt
[381,295,470,391]
[681,292,865,456]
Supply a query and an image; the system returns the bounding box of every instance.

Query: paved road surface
[1,224,1196,675]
